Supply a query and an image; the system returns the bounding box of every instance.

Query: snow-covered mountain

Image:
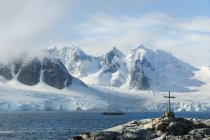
[0,55,86,89]
[47,45,204,92]
[48,46,100,77]
[0,44,209,112]
[125,45,204,92]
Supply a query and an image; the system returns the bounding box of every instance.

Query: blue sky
[0,0,210,65]
[71,0,210,19]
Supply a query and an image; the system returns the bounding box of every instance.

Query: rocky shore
[70,111,210,140]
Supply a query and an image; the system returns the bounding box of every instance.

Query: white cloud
[69,13,210,65]
[174,17,210,33]
[0,0,80,62]
[0,0,209,66]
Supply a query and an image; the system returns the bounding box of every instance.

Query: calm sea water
[0,111,209,140]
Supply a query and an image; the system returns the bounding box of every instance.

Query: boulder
[189,128,210,139]
[155,122,166,132]
[124,129,155,140]
[164,135,193,140]
[163,111,175,118]
[193,121,208,129]
[90,131,120,140]
[176,118,194,130]
[166,122,185,136]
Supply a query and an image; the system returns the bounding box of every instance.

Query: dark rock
[124,128,157,140]
[115,135,128,140]
[17,57,41,85]
[189,128,210,139]
[103,63,119,73]
[176,118,194,130]
[155,122,166,132]
[164,135,193,140]
[89,131,120,140]
[42,57,72,89]
[0,64,13,80]
[141,57,155,71]
[129,59,150,90]
[71,136,84,140]
[13,59,23,74]
[101,47,124,74]
[129,72,150,90]
[193,121,208,129]
[166,122,185,136]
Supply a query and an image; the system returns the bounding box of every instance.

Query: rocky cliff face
[17,57,41,86]
[0,56,86,90]
[0,64,13,80]
[42,57,72,89]
[99,47,125,73]
[97,47,127,87]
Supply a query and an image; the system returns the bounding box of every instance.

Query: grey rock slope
[99,46,125,73]
[42,57,72,89]
[0,64,13,80]
[0,56,86,90]
[17,57,41,86]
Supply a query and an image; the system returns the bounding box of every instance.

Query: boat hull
[102,112,125,115]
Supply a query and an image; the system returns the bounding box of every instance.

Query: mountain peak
[108,46,125,58]
[57,46,87,58]
[70,45,82,51]
[131,44,153,52]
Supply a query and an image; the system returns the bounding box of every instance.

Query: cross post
[164,90,175,111]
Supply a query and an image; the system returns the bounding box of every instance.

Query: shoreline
[70,111,210,140]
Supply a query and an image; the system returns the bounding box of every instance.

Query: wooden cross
[164,90,175,111]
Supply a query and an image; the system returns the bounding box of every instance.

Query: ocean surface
[0,111,210,140]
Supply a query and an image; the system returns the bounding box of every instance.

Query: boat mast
[108,90,110,112]
[116,91,118,112]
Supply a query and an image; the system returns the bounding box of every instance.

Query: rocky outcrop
[42,57,72,89]
[17,57,41,86]
[13,59,24,74]
[0,64,13,80]
[100,47,125,73]
[70,111,210,140]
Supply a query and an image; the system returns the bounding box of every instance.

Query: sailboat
[102,90,125,115]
